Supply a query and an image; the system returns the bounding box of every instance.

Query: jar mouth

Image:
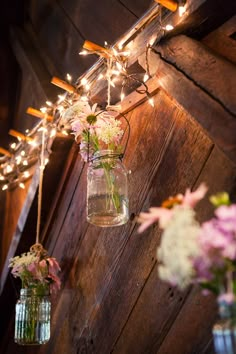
[92,149,123,161]
[20,287,50,296]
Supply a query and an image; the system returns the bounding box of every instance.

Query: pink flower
[182,183,208,208]
[137,207,173,233]
[48,273,61,294]
[218,292,235,304]
[47,257,61,275]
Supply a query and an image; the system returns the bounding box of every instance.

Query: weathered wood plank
[156,146,236,354]
[0,136,73,354]
[28,0,95,78]
[58,0,138,44]
[203,15,236,65]
[81,98,213,354]
[42,90,213,354]
[152,35,236,115]
[139,39,236,164]
[112,147,236,354]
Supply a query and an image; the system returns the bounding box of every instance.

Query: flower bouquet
[64,102,129,227]
[9,243,61,345]
[137,184,236,353]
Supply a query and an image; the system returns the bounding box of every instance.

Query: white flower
[96,117,123,145]
[157,207,200,289]
[9,252,39,269]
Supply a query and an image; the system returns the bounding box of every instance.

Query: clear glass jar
[15,288,51,345]
[87,150,129,227]
[213,302,236,354]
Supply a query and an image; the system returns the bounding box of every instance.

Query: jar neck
[91,149,122,165]
[20,287,50,297]
[218,301,236,319]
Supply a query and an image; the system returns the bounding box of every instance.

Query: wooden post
[0,147,12,157]
[154,0,178,12]
[8,129,33,142]
[26,107,53,121]
[83,40,111,59]
[51,77,77,94]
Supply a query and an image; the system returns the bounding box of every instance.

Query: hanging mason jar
[213,301,236,354]
[15,288,51,345]
[87,150,129,227]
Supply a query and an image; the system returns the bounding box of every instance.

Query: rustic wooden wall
[1,1,236,354]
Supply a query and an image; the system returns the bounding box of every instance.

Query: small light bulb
[6,165,13,173]
[79,50,88,55]
[66,73,72,82]
[19,182,25,189]
[23,171,30,178]
[0,174,4,180]
[98,73,104,80]
[50,128,57,138]
[17,137,22,142]
[120,92,125,101]
[143,73,149,82]
[44,158,49,165]
[25,129,29,134]
[179,5,186,16]
[165,24,174,31]
[81,77,88,86]
[11,142,16,149]
[116,62,123,71]
[85,83,91,91]
[21,150,26,156]
[2,184,8,191]
[81,96,88,102]
[40,107,47,113]
[148,97,155,107]
[58,94,65,104]
[16,156,22,165]
[62,130,69,136]
[23,160,28,166]
[28,139,37,147]
[46,100,53,107]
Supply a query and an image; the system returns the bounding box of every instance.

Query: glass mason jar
[213,301,236,354]
[87,150,129,227]
[15,288,51,345]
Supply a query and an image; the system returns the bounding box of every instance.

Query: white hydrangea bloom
[9,252,39,269]
[96,117,123,145]
[157,207,200,289]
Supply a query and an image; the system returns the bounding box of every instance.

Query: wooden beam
[138,35,236,164]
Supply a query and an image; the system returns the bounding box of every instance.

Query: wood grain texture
[203,15,236,65]
[139,39,236,164]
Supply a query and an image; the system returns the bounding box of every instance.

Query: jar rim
[20,287,50,296]
[92,149,123,160]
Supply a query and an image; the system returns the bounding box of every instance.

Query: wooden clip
[51,77,77,94]
[26,107,53,121]
[9,129,33,142]
[83,40,111,59]
[0,147,12,157]
[154,0,178,11]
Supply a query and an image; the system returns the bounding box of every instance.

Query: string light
[143,73,149,82]
[0,1,189,192]
[19,182,25,189]
[23,171,30,178]
[66,73,72,82]
[164,24,174,31]
[6,165,13,173]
